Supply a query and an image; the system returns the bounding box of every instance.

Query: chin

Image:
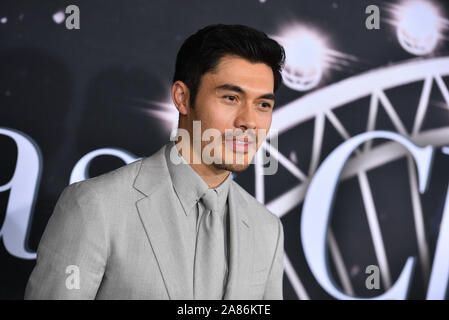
[214,162,251,173]
[212,148,257,172]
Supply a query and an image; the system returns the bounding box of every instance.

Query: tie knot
[200,188,218,213]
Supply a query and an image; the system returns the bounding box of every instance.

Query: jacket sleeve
[263,218,284,300]
[24,181,108,300]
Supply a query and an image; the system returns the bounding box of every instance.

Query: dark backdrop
[1,0,449,299]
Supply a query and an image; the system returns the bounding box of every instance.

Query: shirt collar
[165,141,232,216]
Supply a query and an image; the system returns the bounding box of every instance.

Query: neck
[175,140,230,189]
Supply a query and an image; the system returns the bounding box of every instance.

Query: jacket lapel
[133,145,193,299]
[223,182,255,300]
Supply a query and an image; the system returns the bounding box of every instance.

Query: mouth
[224,137,256,153]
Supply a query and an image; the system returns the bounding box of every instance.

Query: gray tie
[193,188,225,299]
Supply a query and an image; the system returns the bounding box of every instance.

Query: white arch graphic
[255,57,449,299]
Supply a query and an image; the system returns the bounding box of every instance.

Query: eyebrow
[216,84,275,101]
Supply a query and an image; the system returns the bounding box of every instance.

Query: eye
[260,102,273,109]
[223,95,238,103]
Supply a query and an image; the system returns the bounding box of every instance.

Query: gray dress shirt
[164,142,232,298]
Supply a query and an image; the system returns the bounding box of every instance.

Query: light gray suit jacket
[25,144,284,299]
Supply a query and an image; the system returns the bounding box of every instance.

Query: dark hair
[173,24,285,107]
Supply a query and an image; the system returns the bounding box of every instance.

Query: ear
[171,81,191,116]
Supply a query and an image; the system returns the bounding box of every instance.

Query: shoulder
[64,144,168,199]
[64,158,143,198]
[230,180,282,231]
[231,180,283,266]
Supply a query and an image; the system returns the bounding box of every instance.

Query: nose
[234,104,257,131]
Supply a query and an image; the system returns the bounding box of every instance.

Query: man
[25,24,285,300]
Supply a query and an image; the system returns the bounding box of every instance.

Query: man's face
[186,54,275,172]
